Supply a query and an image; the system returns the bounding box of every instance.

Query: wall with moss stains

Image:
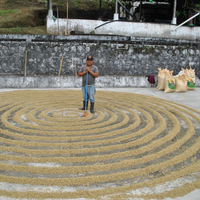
[0,35,199,79]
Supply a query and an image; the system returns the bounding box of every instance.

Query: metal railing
[171,11,200,31]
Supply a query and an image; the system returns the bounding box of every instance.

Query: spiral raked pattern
[0,90,200,199]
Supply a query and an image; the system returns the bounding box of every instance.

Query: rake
[83,72,88,117]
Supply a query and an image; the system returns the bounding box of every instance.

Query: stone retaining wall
[0,34,199,88]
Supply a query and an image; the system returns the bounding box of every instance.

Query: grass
[0,26,47,34]
[0,10,18,16]
[0,0,114,35]
[0,0,48,34]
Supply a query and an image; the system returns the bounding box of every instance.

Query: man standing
[78,55,99,114]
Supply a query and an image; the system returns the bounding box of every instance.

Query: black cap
[87,55,93,61]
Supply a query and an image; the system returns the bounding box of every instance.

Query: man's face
[86,60,93,67]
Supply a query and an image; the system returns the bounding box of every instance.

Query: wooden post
[103,55,106,76]
[58,56,64,76]
[65,1,70,35]
[67,1,68,32]
[74,60,77,77]
[24,50,27,77]
[57,6,59,34]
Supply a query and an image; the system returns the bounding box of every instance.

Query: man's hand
[86,67,90,72]
[79,66,98,78]
[87,67,99,78]
[78,69,88,77]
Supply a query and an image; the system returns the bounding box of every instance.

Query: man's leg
[79,86,88,110]
[88,85,96,113]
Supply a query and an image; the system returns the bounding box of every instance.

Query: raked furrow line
[0,90,200,200]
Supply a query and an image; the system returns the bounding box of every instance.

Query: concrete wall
[0,34,199,88]
[0,76,157,88]
[47,19,200,41]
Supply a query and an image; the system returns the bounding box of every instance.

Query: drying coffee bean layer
[0,90,200,199]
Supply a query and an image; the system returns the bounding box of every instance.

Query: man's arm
[87,67,99,78]
[78,70,87,77]
[78,67,88,77]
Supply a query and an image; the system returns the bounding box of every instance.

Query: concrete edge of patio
[0,76,199,88]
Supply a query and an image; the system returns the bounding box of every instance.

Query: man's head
[86,55,93,67]
[87,55,93,61]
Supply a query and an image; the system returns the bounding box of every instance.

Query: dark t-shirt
[80,65,99,86]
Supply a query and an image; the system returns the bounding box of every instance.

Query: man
[78,55,99,114]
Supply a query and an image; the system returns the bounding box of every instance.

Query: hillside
[0,0,115,35]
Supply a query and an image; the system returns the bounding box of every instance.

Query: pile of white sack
[156,64,195,93]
